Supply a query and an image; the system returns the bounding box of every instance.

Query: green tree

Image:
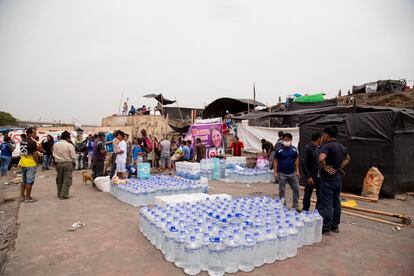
[0,111,18,126]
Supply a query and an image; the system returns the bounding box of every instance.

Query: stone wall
[101,115,172,139]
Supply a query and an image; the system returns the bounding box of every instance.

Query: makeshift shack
[299,106,414,197]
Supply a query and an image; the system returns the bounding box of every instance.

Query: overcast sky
[0,0,413,125]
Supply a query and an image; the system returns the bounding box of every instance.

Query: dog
[81,170,93,185]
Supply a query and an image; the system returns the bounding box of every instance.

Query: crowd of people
[0,123,350,235]
[122,102,151,116]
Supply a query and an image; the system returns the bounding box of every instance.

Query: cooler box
[138,163,150,179]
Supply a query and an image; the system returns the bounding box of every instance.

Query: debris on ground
[67,221,86,232]
[395,194,407,201]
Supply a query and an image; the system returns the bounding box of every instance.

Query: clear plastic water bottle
[286,224,298,258]
[184,235,202,275]
[164,226,178,262]
[174,231,187,268]
[254,232,266,267]
[276,226,288,261]
[224,235,240,273]
[264,228,277,264]
[208,237,226,276]
[239,233,255,272]
[303,212,314,246]
[201,232,210,271]
[313,210,323,243]
[295,217,305,248]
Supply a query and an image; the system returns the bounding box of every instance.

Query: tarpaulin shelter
[352,79,406,94]
[299,107,414,197]
[293,92,324,103]
[143,94,176,105]
[203,98,265,119]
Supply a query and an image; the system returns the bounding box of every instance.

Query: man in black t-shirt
[319,126,351,234]
[261,138,275,169]
[92,132,107,181]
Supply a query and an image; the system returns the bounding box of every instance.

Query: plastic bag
[361,167,384,200]
[256,156,269,170]
[94,176,111,192]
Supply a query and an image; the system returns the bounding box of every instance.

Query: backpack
[144,136,153,152]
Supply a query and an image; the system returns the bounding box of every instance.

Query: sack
[94,176,111,192]
[256,156,269,170]
[361,167,384,200]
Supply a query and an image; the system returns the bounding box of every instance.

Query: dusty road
[2,168,414,276]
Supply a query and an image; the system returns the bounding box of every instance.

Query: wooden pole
[299,186,378,203]
[342,210,406,228]
[303,199,406,228]
[340,193,378,203]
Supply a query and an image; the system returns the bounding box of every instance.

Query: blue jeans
[0,155,11,176]
[319,177,342,231]
[278,172,299,208]
[42,154,52,169]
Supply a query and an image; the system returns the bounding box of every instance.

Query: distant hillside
[338,90,414,109]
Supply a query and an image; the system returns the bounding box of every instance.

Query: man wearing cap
[53,131,76,199]
[92,132,107,181]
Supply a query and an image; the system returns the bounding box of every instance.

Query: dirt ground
[1,168,414,276]
[0,171,21,275]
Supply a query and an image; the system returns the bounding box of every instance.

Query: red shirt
[222,123,228,135]
[230,141,244,156]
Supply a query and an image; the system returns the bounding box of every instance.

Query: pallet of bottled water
[176,162,201,180]
[155,193,232,207]
[111,175,208,207]
[225,156,247,168]
[200,159,226,180]
[225,168,274,184]
[139,195,323,276]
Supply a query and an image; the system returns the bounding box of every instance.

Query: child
[132,138,143,164]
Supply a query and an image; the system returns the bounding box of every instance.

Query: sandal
[25,197,38,202]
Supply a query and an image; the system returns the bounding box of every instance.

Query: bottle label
[278,236,287,242]
[185,248,201,254]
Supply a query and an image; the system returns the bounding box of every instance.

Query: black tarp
[143,94,176,105]
[352,79,406,94]
[203,98,265,119]
[299,109,414,197]
[288,98,338,111]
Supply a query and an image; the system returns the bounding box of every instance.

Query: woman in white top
[115,131,127,179]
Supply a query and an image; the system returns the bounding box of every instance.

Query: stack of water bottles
[225,167,274,184]
[175,162,202,180]
[225,157,247,168]
[200,159,226,180]
[139,195,323,276]
[111,175,208,207]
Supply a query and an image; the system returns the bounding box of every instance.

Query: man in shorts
[159,137,171,173]
[18,127,39,202]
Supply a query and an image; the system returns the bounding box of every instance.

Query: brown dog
[81,170,93,185]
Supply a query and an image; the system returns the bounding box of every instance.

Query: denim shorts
[22,166,37,185]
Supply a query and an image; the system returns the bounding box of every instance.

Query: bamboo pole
[340,193,378,203]
[304,200,406,228]
[342,210,405,228]
[309,199,410,225]
[299,186,378,203]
